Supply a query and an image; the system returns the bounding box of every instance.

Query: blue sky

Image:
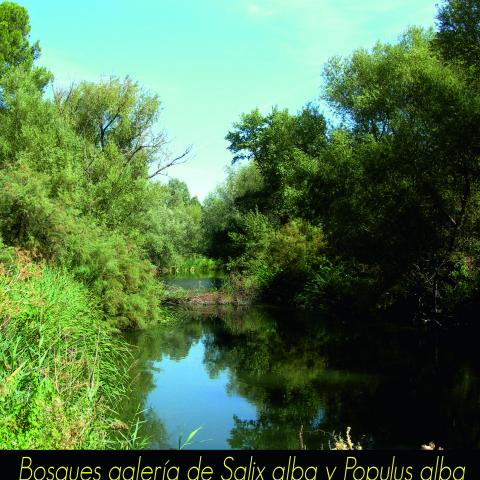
[21,0,438,200]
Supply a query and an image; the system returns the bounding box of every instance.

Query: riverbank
[166,290,250,306]
[161,275,252,306]
[0,248,140,449]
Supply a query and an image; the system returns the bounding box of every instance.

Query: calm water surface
[120,279,480,449]
[162,275,223,292]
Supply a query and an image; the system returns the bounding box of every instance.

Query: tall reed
[0,248,130,448]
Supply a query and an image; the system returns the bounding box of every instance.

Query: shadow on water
[119,280,480,450]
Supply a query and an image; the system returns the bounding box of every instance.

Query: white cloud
[241,0,436,69]
[246,3,274,17]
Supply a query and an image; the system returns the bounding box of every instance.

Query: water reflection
[120,304,480,449]
[162,275,223,292]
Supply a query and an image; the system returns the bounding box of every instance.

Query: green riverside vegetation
[204,0,480,322]
[0,246,128,448]
[0,1,203,447]
[1,0,479,448]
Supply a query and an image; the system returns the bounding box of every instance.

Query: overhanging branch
[148,145,192,179]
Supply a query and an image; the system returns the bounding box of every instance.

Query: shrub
[0,249,128,448]
[228,213,326,302]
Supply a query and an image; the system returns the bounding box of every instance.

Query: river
[119,277,480,449]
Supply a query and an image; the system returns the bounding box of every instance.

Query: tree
[0,2,51,88]
[321,27,480,313]
[225,104,327,219]
[435,0,480,74]
[0,2,38,70]
[54,77,190,179]
[202,163,264,260]
[217,25,480,317]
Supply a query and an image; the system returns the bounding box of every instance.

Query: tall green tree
[0,2,37,70]
[226,104,327,220]
[216,21,480,317]
[0,2,50,88]
[322,27,480,312]
[435,0,480,74]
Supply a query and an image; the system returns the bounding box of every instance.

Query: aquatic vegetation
[178,427,203,450]
[332,428,363,451]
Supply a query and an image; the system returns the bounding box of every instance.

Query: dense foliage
[0,3,204,329]
[204,0,480,322]
[0,2,203,448]
[0,246,130,448]
[1,0,479,449]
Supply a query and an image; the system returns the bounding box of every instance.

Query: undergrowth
[0,247,132,448]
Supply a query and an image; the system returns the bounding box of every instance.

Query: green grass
[0,249,131,448]
[160,254,221,275]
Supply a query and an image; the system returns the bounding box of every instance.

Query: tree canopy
[207,0,480,321]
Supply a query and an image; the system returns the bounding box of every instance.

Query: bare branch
[123,132,168,165]
[148,145,192,179]
[53,82,76,115]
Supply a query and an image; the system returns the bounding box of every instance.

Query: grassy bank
[0,248,131,448]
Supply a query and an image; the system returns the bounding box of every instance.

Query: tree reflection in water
[119,305,480,449]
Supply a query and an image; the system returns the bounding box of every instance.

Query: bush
[228,213,326,302]
[296,259,376,315]
[0,249,129,448]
